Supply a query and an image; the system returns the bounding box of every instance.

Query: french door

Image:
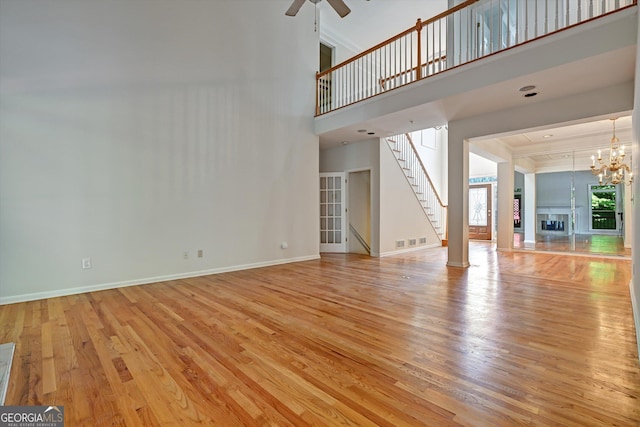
[320,173,347,252]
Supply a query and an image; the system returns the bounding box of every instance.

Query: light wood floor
[1,243,639,426]
[513,233,631,257]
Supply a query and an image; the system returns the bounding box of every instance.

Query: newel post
[416,18,423,80]
[315,71,320,116]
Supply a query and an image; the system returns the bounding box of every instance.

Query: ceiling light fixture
[590,118,633,185]
[519,85,536,92]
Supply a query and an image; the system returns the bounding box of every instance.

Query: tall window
[590,185,617,231]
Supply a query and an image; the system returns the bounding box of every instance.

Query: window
[590,185,617,231]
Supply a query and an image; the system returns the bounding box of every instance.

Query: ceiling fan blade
[326,0,351,17]
[285,0,306,16]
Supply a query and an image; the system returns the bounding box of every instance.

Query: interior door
[469,184,492,240]
[320,173,347,252]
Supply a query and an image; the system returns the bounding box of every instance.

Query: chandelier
[590,118,633,185]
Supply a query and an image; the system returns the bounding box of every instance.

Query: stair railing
[349,223,371,254]
[387,133,448,243]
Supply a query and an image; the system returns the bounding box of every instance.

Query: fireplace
[536,208,573,235]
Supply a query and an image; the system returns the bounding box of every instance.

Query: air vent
[396,240,405,248]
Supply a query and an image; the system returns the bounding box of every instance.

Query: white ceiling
[319,0,447,52]
[477,115,633,174]
[313,0,636,175]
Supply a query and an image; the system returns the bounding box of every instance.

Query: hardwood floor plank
[1,243,639,425]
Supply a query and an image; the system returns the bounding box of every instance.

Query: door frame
[347,169,372,254]
[320,172,347,253]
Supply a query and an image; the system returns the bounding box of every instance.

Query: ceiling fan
[285,0,351,18]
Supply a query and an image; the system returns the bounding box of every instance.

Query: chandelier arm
[589,118,633,186]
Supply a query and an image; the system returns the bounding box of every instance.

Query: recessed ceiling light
[367,132,375,135]
[357,129,367,133]
[543,134,553,138]
[519,85,536,92]
[523,92,538,98]
[341,141,349,145]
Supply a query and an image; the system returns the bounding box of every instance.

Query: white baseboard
[446,261,470,268]
[630,279,640,361]
[378,243,441,258]
[0,255,320,305]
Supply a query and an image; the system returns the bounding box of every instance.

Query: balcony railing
[316,0,637,116]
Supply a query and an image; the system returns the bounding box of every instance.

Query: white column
[497,160,515,251]
[447,126,469,268]
[524,172,537,247]
[624,182,633,249]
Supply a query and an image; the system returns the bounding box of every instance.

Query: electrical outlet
[82,257,92,269]
[197,249,203,258]
[183,251,189,260]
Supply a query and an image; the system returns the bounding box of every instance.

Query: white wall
[348,170,371,254]
[320,138,441,256]
[536,171,621,235]
[320,139,380,254]
[0,0,320,303]
[412,126,448,204]
[379,141,441,256]
[469,154,498,178]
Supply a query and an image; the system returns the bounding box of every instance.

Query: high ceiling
[473,115,633,175]
[319,0,447,51]
[314,0,636,175]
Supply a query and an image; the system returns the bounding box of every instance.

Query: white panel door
[320,173,347,253]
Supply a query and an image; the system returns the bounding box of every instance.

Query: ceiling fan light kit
[286,0,351,18]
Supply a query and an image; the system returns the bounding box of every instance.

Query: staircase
[386,133,448,245]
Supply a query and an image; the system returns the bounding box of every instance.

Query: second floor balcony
[316,0,637,117]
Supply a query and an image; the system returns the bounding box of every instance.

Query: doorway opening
[347,170,371,254]
[319,42,333,113]
[320,42,332,72]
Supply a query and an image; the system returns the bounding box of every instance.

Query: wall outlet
[82,257,92,269]
[281,241,288,249]
[183,251,189,260]
[197,249,203,258]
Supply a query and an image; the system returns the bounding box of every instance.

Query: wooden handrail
[317,29,415,81]
[416,18,423,80]
[378,55,447,89]
[316,0,479,81]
